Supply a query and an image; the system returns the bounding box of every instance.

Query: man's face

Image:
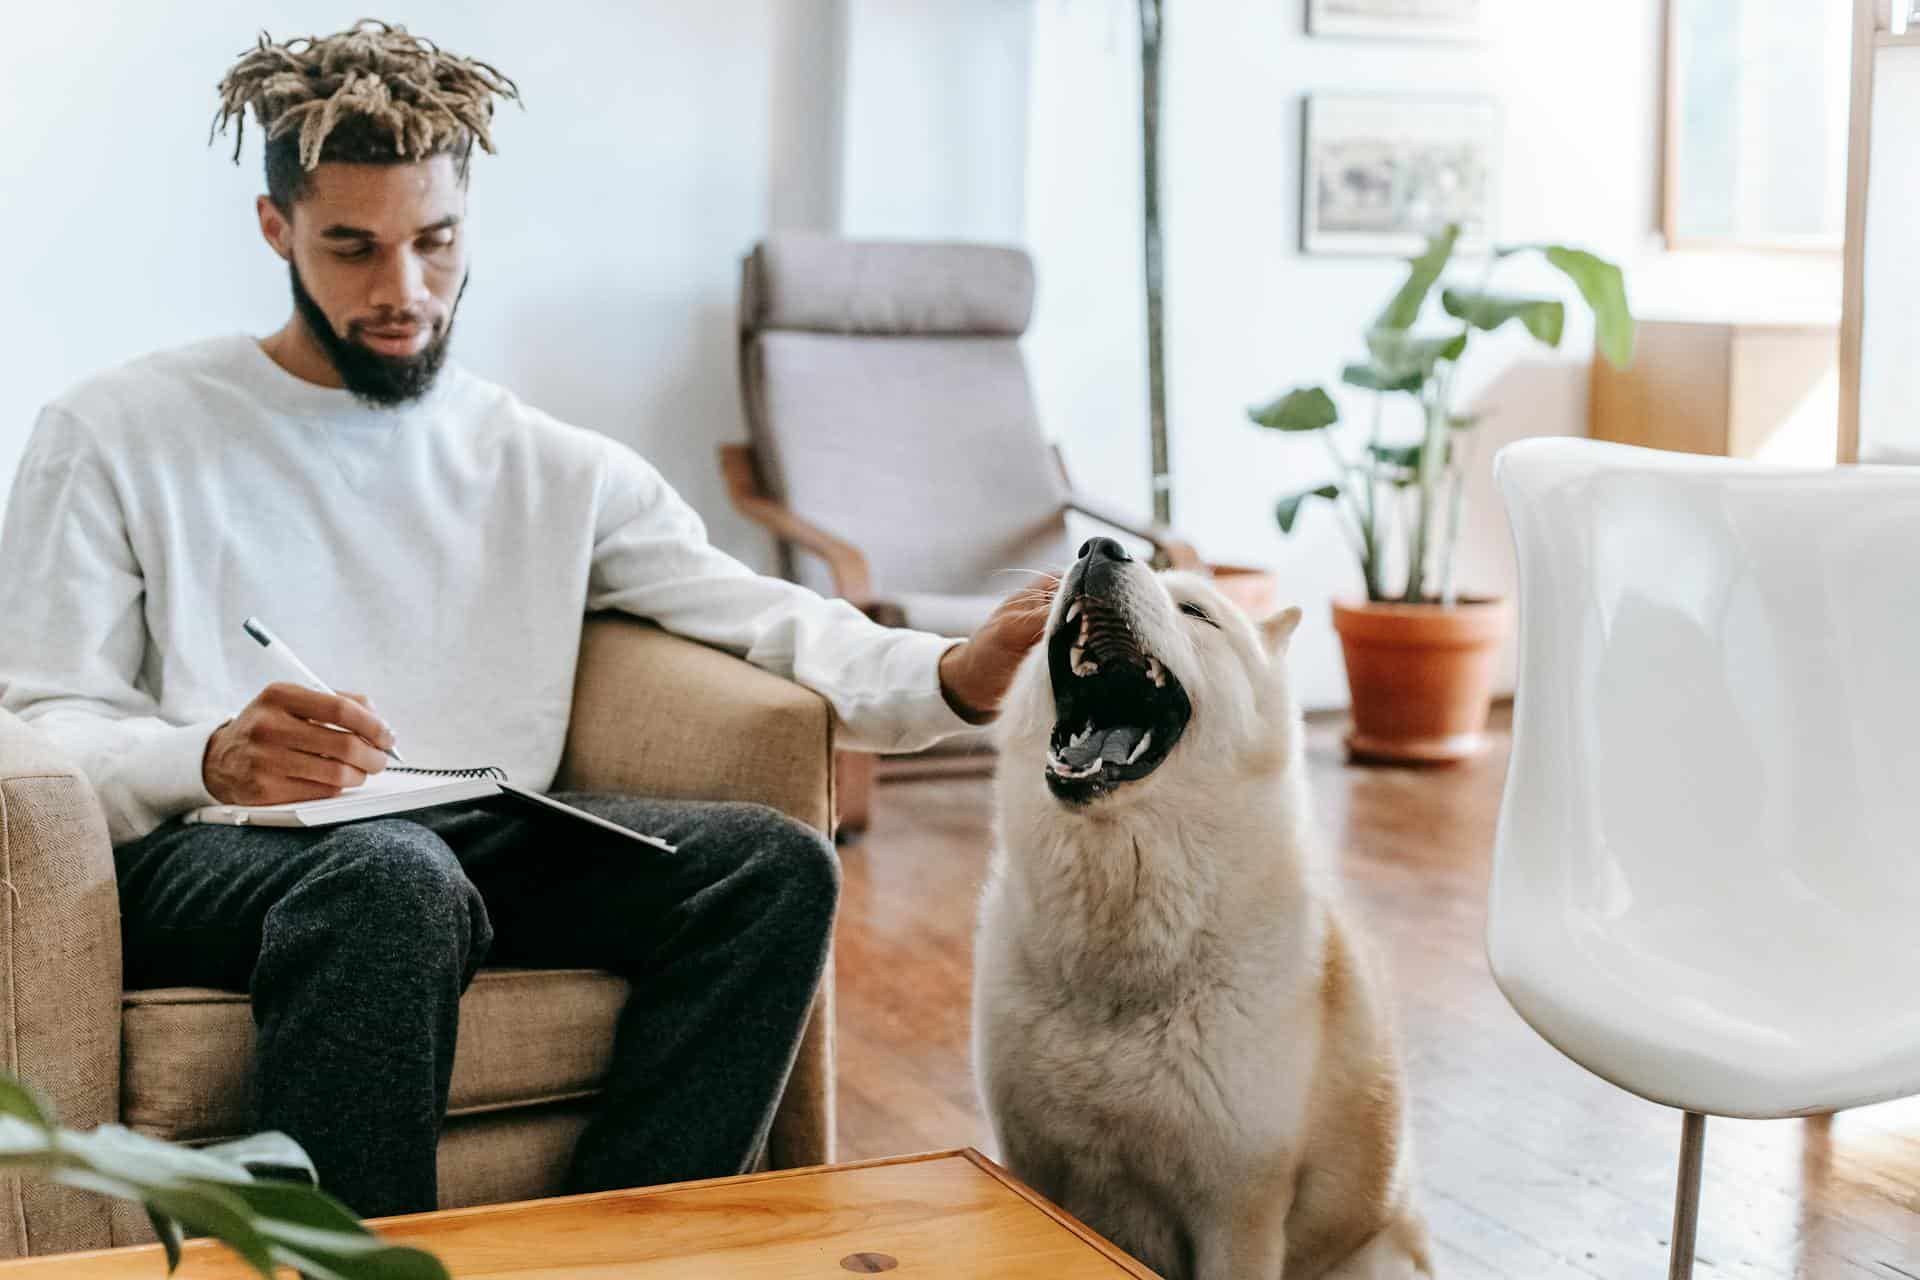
[258,155,469,405]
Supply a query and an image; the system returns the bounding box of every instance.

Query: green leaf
[1365,329,1467,383]
[0,1116,54,1160]
[1375,223,1460,331]
[1440,289,1566,347]
[0,1078,53,1131]
[227,1183,450,1280]
[259,1226,452,1280]
[1340,362,1422,394]
[60,1125,256,1187]
[147,1207,185,1274]
[1368,443,1425,470]
[1248,386,1338,432]
[1276,484,1341,533]
[0,1068,451,1280]
[1367,440,1455,482]
[50,1167,148,1203]
[1543,246,1636,368]
[222,1179,370,1239]
[204,1132,319,1187]
[141,1183,277,1278]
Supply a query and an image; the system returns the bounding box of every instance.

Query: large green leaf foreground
[0,1077,448,1279]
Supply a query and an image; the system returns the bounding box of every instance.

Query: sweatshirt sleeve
[0,408,220,845]
[584,441,974,754]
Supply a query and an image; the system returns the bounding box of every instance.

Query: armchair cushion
[556,615,832,834]
[121,969,627,1143]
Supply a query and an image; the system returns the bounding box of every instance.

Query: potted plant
[0,1073,447,1278]
[1249,223,1634,762]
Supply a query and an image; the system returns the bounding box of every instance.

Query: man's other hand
[938,576,1060,725]
[202,684,395,805]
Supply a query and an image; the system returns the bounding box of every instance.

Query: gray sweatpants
[112,793,839,1217]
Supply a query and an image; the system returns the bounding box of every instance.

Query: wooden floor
[833,712,1920,1278]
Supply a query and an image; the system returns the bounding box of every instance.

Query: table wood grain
[0,1151,1153,1279]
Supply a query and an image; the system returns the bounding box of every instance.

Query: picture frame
[1300,93,1502,257]
[1306,0,1483,41]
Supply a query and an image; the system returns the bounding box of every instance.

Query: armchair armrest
[551,616,838,1167]
[554,615,834,832]
[719,445,876,606]
[0,710,121,1256]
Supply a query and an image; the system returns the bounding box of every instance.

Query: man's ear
[256,195,293,262]
[1260,606,1303,655]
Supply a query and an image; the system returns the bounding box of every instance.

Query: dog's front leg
[1191,1190,1290,1280]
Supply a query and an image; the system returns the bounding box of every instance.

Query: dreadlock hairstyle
[210,19,522,210]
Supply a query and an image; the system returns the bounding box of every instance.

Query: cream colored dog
[973,539,1432,1280]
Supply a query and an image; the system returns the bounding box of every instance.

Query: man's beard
[289,264,467,408]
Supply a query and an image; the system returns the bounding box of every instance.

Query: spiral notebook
[182,765,676,853]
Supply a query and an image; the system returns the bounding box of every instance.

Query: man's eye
[333,246,372,261]
[421,235,455,252]
[1179,602,1215,625]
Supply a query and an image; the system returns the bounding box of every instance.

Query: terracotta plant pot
[1331,597,1513,764]
[1207,563,1279,620]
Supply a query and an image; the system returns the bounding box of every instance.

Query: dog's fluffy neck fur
[994,688,1324,1008]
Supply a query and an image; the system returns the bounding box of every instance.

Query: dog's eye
[1179,601,1215,626]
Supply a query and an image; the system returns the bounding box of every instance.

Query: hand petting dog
[939,576,1060,724]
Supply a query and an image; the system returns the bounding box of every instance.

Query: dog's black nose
[1078,537,1132,564]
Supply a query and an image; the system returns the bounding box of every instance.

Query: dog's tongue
[1059,725,1146,769]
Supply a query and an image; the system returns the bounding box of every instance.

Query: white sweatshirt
[0,336,969,845]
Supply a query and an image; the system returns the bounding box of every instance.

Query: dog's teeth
[1147,657,1166,687]
[1065,601,1082,624]
[1126,731,1153,765]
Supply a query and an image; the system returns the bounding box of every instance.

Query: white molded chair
[1490,438,1920,1279]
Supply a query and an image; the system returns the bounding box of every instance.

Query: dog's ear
[1260,606,1303,655]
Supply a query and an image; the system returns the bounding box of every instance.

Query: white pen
[241,616,406,764]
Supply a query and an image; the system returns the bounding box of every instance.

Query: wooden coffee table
[0,1149,1155,1278]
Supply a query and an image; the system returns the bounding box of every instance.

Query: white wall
[0,1,847,569]
[840,0,1035,241]
[1027,0,1670,708]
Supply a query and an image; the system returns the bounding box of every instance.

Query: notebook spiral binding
[391,764,509,782]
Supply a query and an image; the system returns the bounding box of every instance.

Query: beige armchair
[0,615,836,1258]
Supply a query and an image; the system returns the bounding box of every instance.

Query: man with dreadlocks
[0,21,1046,1217]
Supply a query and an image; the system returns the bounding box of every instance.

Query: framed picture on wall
[1300,93,1501,256]
[1306,0,1483,40]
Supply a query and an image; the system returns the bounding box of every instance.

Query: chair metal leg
[1667,1111,1707,1280]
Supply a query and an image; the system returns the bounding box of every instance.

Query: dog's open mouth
[1046,592,1192,803]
